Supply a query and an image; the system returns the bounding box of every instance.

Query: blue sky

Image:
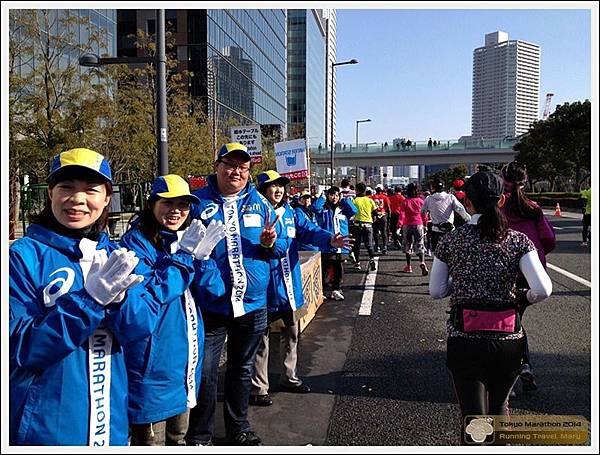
[334,7,594,145]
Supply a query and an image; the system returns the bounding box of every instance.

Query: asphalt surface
[212,211,593,447]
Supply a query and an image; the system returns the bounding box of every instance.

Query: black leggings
[322,254,344,291]
[582,213,591,242]
[447,336,523,418]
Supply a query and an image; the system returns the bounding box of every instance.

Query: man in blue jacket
[185,143,284,446]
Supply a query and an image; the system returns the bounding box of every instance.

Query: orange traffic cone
[554,203,562,217]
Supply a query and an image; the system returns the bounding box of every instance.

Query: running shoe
[403,265,413,273]
[354,262,362,271]
[348,251,357,264]
[520,364,538,391]
[331,290,345,301]
[369,260,377,271]
[420,263,429,276]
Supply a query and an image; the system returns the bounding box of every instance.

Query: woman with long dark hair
[429,170,552,444]
[120,175,225,445]
[501,161,556,392]
[9,148,160,445]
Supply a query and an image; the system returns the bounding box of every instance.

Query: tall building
[11,9,117,78]
[471,31,540,140]
[323,9,337,149]
[117,10,287,132]
[287,9,326,148]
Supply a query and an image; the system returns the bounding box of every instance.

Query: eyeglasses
[219,160,250,174]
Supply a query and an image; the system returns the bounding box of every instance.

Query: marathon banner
[230,125,262,164]
[274,138,308,181]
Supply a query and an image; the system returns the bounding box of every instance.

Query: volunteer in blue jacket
[312,186,358,300]
[250,171,352,407]
[120,175,226,445]
[185,143,285,446]
[294,191,320,252]
[9,148,161,446]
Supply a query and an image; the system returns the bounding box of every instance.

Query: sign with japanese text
[274,139,308,180]
[230,125,262,164]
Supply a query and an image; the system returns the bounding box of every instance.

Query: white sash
[183,289,200,408]
[88,326,113,446]
[170,235,200,407]
[333,207,342,253]
[79,238,113,446]
[223,197,248,317]
[276,208,297,311]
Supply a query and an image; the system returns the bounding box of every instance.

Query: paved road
[220,212,593,447]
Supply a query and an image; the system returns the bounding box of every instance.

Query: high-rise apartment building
[471,31,540,140]
[117,10,287,132]
[287,9,326,148]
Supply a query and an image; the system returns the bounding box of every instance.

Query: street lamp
[329,58,358,187]
[355,118,371,148]
[79,10,169,175]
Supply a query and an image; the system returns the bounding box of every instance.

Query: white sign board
[230,125,262,164]
[274,139,309,181]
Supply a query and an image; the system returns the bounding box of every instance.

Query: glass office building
[287,10,326,148]
[118,9,287,132]
[11,9,117,77]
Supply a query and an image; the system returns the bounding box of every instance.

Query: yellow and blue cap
[217,142,251,162]
[256,170,290,190]
[299,190,311,199]
[150,175,200,203]
[48,148,113,183]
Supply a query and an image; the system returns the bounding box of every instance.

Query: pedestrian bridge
[309,138,519,167]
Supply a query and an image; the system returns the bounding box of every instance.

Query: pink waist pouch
[462,308,517,333]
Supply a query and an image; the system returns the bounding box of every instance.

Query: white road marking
[359,258,379,316]
[547,263,591,288]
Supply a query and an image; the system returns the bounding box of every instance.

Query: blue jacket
[190,175,286,317]
[120,225,224,424]
[312,195,357,254]
[268,203,332,313]
[294,206,320,252]
[9,224,160,446]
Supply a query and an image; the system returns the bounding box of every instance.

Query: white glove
[178,219,207,256]
[179,219,226,260]
[85,248,144,306]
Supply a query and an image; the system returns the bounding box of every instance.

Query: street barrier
[270,251,324,333]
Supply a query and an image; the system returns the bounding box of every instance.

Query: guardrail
[310,138,518,155]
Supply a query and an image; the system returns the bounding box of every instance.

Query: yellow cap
[151,174,200,203]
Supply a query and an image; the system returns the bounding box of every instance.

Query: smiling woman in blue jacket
[249,171,352,407]
[120,174,225,445]
[9,148,160,446]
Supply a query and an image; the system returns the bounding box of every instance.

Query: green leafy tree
[426,164,469,190]
[9,9,111,238]
[514,100,590,191]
